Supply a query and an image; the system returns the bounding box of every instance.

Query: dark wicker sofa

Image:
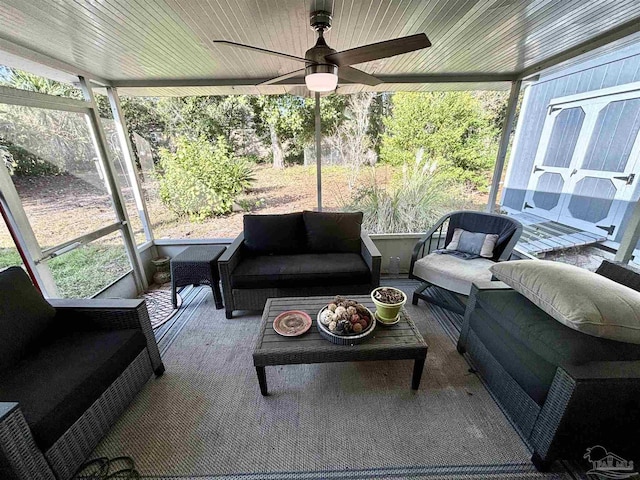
[457,260,640,470]
[0,267,164,480]
[219,211,381,318]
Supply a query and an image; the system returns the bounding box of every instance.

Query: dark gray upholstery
[219,211,380,318]
[231,253,370,289]
[0,267,163,480]
[475,289,640,366]
[303,211,363,253]
[0,267,56,372]
[244,212,306,254]
[469,307,556,405]
[0,329,146,450]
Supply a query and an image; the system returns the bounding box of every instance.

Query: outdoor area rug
[91,285,582,479]
[140,287,181,329]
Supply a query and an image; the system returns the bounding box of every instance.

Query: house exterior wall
[501,43,640,244]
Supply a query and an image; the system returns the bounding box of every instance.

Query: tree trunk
[269,123,284,169]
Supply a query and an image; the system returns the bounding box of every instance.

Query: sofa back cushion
[303,211,363,253]
[0,267,56,372]
[243,213,306,254]
[490,260,640,344]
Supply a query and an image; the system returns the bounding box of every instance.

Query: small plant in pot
[371,286,407,323]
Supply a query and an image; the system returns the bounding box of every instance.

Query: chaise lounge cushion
[303,211,363,253]
[491,260,640,344]
[0,328,147,450]
[0,267,56,373]
[244,213,306,254]
[230,253,370,289]
[475,288,640,366]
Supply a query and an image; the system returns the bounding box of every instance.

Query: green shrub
[158,136,254,220]
[342,157,471,234]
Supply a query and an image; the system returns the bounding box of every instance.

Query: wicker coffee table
[253,295,428,395]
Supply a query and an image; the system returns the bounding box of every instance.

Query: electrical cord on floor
[74,456,139,479]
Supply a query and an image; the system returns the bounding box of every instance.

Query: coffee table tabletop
[253,295,428,395]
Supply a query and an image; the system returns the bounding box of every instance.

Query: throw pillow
[490,260,640,344]
[243,213,306,254]
[446,228,499,258]
[0,267,56,372]
[303,211,363,253]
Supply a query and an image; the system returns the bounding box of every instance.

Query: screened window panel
[582,99,640,172]
[542,107,584,168]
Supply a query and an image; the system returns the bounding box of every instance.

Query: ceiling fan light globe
[305,64,338,92]
[305,72,338,92]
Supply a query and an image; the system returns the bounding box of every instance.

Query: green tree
[380,92,500,189]
[251,94,346,168]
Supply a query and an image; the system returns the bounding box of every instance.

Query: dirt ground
[0,164,397,248]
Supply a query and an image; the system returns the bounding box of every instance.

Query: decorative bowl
[371,287,407,324]
[316,304,376,345]
[273,310,312,336]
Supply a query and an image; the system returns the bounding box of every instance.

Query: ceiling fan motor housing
[310,10,332,32]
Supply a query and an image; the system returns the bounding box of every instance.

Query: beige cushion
[490,260,640,344]
[413,253,494,295]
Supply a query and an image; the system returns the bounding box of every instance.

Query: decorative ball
[350,314,360,324]
[328,321,337,332]
[347,306,357,316]
[336,319,351,334]
[352,323,363,333]
[328,303,337,312]
[335,306,347,318]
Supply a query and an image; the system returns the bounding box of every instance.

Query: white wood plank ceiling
[0,0,639,96]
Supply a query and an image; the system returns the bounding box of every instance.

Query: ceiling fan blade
[258,69,306,86]
[325,33,431,67]
[338,66,383,86]
[212,40,310,64]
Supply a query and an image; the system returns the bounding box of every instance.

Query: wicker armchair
[409,211,522,314]
[0,268,164,480]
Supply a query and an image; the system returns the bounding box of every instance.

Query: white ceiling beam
[110,73,516,89]
[518,17,640,80]
[0,37,111,86]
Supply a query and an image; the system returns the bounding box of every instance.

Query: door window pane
[0,105,119,251]
[0,213,23,270]
[582,99,640,172]
[46,230,131,298]
[542,107,584,168]
[101,118,147,245]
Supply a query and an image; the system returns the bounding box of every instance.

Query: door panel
[526,87,640,240]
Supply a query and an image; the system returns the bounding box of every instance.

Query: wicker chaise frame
[218,232,381,319]
[457,261,640,470]
[0,299,164,480]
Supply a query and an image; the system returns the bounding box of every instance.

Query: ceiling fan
[213,10,431,93]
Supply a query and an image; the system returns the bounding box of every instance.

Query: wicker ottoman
[170,245,226,309]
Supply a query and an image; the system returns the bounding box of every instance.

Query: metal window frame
[0,79,150,296]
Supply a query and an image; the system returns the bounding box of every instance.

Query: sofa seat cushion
[231,253,370,289]
[469,306,556,405]
[475,289,640,367]
[412,253,494,295]
[0,329,147,450]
